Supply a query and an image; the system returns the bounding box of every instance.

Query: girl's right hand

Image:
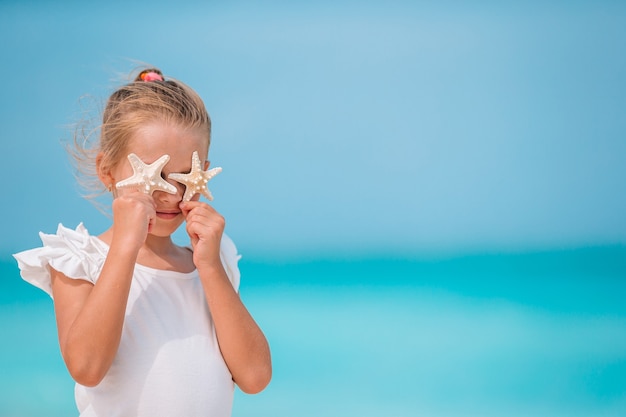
[110,190,156,250]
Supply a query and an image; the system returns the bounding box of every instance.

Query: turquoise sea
[1,247,625,417]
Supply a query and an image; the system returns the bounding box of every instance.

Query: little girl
[13,68,271,416]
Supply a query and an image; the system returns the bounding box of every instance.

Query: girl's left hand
[180,201,225,270]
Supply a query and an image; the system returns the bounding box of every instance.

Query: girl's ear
[96,152,115,190]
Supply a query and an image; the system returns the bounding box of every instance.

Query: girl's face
[107,121,210,238]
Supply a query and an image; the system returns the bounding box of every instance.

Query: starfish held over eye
[168,151,222,201]
[115,153,178,195]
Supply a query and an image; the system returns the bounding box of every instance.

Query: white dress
[13,223,241,417]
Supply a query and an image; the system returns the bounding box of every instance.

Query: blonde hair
[68,67,211,205]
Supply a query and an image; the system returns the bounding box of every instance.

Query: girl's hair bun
[135,68,164,82]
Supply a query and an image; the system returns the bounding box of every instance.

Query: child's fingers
[179,200,212,213]
[180,201,217,222]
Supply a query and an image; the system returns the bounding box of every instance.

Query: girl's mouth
[156,211,181,220]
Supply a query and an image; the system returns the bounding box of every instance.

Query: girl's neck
[99,229,195,273]
[138,236,195,273]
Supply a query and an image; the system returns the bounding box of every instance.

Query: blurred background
[1,1,625,416]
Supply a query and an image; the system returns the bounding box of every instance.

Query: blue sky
[1,1,625,258]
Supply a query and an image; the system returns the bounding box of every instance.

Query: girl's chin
[149,218,184,237]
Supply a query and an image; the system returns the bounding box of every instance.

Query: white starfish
[168,151,222,201]
[115,153,177,195]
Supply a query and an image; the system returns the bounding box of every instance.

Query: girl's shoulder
[13,223,243,296]
[13,223,107,297]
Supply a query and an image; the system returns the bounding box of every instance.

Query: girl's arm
[182,201,272,394]
[51,245,136,386]
[51,193,155,387]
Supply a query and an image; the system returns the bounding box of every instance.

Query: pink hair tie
[140,71,164,82]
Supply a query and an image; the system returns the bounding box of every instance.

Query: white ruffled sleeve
[13,223,107,298]
[219,233,242,293]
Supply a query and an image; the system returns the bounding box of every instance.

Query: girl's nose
[155,178,184,202]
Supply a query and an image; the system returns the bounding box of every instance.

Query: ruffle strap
[13,223,107,298]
